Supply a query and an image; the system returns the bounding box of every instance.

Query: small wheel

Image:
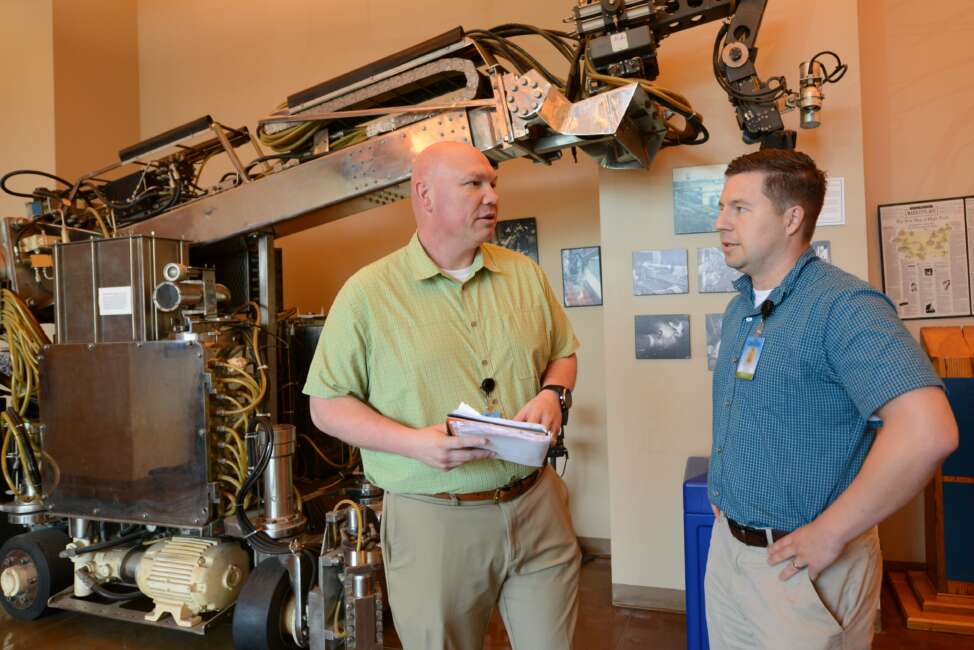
[232,557,299,650]
[0,527,72,620]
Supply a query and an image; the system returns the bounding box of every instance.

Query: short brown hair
[725,150,827,241]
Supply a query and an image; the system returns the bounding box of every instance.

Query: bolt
[142,513,149,520]
[507,95,515,104]
[87,344,94,351]
[533,90,543,98]
[520,77,529,86]
[729,47,742,62]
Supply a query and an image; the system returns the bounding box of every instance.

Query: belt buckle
[493,474,520,503]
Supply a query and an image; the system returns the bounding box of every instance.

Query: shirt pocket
[488,306,550,381]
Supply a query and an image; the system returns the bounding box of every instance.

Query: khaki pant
[380,465,581,650]
[705,516,882,650]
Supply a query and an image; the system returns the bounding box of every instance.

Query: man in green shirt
[304,142,581,649]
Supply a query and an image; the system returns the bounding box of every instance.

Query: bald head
[410,142,499,269]
[412,142,490,191]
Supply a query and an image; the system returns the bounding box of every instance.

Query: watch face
[561,389,572,410]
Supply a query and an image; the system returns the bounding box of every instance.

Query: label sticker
[98,286,133,316]
[610,32,630,53]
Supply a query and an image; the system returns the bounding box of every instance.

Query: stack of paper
[446,403,551,467]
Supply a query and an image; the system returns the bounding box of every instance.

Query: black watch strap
[541,384,572,411]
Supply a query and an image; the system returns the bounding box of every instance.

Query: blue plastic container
[684,456,714,650]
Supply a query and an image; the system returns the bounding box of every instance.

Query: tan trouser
[704,515,882,650]
[380,465,581,650]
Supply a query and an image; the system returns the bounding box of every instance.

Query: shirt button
[745,317,753,322]
[716,447,723,454]
[713,489,720,497]
[481,360,488,366]
[491,399,498,405]
[724,399,731,407]
[732,356,739,363]
[470,321,478,327]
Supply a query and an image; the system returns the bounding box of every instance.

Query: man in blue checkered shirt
[705,149,958,649]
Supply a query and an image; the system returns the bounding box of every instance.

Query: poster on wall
[673,164,726,234]
[812,240,831,263]
[632,249,688,295]
[561,246,603,307]
[816,177,846,226]
[879,197,971,319]
[697,247,743,293]
[705,313,723,371]
[493,217,539,263]
[635,314,691,359]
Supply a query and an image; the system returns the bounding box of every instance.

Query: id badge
[735,336,765,380]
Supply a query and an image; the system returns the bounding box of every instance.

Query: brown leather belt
[430,469,542,503]
[727,517,788,548]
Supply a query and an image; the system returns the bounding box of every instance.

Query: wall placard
[879,196,973,320]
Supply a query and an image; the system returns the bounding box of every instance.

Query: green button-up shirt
[303,233,580,494]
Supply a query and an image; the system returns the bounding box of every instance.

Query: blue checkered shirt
[709,248,942,531]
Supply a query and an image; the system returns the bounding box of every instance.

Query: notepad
[446,402,551,467]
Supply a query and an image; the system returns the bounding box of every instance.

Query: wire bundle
[0,290,58,502]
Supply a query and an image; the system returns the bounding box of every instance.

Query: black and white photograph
[673,164,726,234]
[705,313,723,371]
[812,239,831,263]
[635,314,691,359]
[561,246,603,307]
[493,217,539,263]
[632,249,689,295]
[697,247,743,293]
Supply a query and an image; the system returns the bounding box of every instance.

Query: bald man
[304,142,581,649]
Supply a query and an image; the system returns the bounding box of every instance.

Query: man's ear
[413,179,433,213]
[783,205,806,237]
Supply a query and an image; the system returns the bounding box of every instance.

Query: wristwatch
[541,385,573,412]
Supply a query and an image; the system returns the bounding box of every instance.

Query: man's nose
[483,184,498,205]
[714,207,730,231]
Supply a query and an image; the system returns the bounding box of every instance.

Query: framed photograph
[705,313,723,371]
[812,240,831,263]
[632,249,689,295]
[493,217,539,264]
[635,314,690,359]
[673,164,726,234]
[879,196,973,320]
[561,246,603,307]
[697,247,743,293]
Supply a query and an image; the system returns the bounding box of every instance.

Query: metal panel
[39,341,211,527]
[119,111,472,245]
[54,236,189,343]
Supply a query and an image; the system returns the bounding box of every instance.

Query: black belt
[726,517,789,548]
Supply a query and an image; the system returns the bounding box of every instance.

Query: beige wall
[52,0,140,182]
[0,0,55,219]
[135,0,610,539]
[859,0,974,562]
[602,0,867,596]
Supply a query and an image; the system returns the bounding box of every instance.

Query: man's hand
[767,519,845,581]
[513,390,563,435]
[406,424,495,471]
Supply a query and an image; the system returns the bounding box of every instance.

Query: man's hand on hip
[767,519,845,581]
[513,390,563,436]
[407,424,495,471]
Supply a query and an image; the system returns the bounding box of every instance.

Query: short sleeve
[302,280,371,401]
[824,287,943,418]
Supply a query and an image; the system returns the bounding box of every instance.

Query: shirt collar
[733,247,818,312]
[406,232,500,282]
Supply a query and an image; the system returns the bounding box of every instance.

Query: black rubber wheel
[232,557,299,650]
[0,527,72,620]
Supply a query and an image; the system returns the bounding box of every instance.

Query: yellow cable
[331,499,364,552]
